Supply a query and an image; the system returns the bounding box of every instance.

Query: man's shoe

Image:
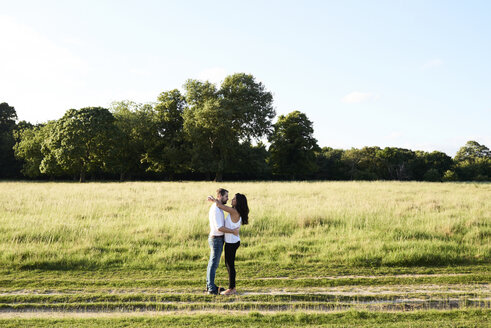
[218,287,226,293]
[206,289,219,295]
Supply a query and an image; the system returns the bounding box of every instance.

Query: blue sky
[1,0,490,156]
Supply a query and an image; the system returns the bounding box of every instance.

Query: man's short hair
[216,188,228,197]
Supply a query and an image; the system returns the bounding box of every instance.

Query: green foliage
[455,140,491,161]
[314,147,349,180]
[109,101,156,180]
[45,107,118,182]
[13,123,44,177]
[219,73,275,141]
[442,170,458,182]
[453,141,491,181]
[227,142,271,179]
[183,73,275,181]
[423,168,441,182]
[376,147,416,180]
[341,146,384,180]
[268,111,319,179]
[413,151,452,180]
[0,102,20,178]
[4,82,491,182]
[183,82,229,180]
[143,90,188,176]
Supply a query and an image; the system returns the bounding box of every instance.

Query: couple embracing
[206,188,249,295]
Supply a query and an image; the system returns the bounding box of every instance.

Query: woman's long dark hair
[234,193,249,225]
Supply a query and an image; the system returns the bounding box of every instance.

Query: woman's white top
[224,213,241,243]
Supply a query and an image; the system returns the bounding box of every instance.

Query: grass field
[0,181,489,326]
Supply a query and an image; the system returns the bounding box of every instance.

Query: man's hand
[232,228,239,236]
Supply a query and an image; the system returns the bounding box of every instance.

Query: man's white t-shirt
[209,203,224,237]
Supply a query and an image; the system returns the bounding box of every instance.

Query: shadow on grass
[18,258,122,271]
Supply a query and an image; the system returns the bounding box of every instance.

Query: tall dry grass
[0,181,489,271]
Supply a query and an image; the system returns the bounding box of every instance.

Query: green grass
[0,181,489,326]
[1,181,489,272]
[0,269,489,290]
[0,310,489,327]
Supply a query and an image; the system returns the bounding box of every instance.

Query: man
[206,188,238,295]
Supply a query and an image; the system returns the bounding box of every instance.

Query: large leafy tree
[13,122,43,178]
[110,101,155,181]
[454,141,491,181]
[0,102,20,178]
[142,90,188,177]
[183,80,222,180]
[227,141,271,180]
[183,73,275,181]
[315,147,349,180]
[46,107,117,182]
[413,151,452,181]
[220,73,275,141]
[39,121,64,178]
[376,147,416,180]
[455,140,491,161]
[13,119,64,179]
[268,110,319,179]
[341,147,384,180]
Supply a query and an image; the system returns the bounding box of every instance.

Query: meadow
[0,181,489,327]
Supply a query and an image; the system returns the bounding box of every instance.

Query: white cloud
[422,59,443,70]
[197,67,228,84]
[342,92,379,104]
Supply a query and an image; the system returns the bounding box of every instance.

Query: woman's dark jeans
[224,241,240,289]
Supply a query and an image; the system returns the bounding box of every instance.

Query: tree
[442,170,458,182]
[142,90,189,177]
[183,80,225,180]
[13,122,43,178]
[454,141,491,181]
[376,147,416,180]
[110,101,155,181]
[412,150,452,181]
[227,141,271,180]
[13,120,63,179]
[423,168,441,182]
[183,73,275,181]
[46,107,117,182]
[315,147,349,180]
[268,111,320,179]
[341,147,384,180]
[220,73,275,141]
[455,141,491,161]
[39,121,64,178]
[0,102,20,178]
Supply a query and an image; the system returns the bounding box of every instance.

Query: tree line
[1,73,490,182]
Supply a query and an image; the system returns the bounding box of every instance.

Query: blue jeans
[206,236,224,292]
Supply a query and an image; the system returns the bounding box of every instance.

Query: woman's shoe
[220,288,237,295]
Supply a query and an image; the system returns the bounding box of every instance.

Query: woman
[207,193,249,295]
